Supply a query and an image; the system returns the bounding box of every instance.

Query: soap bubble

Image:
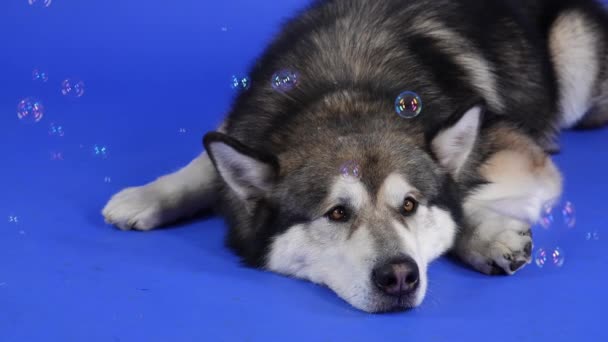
[92,144,109,159]
[50,151,64,161]
[17,98,44,123]
[339,160,362,182]
[32,69,48,82]
[271,69,299,92]
[395,91,422,119]
[585,230,600,241]
[535,247,565,269]
[61,79,85,98]
[537,200,576,230]
[48,122,65,137]
[231,75,251,92]
[28,0,52,8]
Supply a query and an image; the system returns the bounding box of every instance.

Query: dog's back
[225,0,608,150]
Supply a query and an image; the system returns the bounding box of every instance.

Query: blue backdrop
[1,1,607,341]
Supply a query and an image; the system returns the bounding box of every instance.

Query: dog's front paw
[483,229,533,275]
[457,226,533,276]
[102,185,165,231]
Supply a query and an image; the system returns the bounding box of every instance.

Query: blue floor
[1,1,607,341]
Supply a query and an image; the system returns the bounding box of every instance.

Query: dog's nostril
[372,256,420,296]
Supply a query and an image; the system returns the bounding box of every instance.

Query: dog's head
[204,98,483,313]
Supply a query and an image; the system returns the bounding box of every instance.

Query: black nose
[372,256,420,296]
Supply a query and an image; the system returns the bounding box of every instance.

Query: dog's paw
[102,185,165,231]
[466,228,533,276]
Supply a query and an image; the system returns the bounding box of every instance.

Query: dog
[102,0,608,313]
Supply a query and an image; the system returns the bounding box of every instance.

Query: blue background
[1,0,607,341]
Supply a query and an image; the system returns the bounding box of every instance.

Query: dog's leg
[452,136,563,275]
[102,151,218,231]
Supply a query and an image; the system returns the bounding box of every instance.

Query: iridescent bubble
[32,69,48,82]
[28,0,52,8]
[48,122,65,137]
[395,91,422,119]
[538,202,555,229]
[535,247,565,269]
[231,75,251,92]
[536,200,576,230]
[50,151,64,161]
[92,144,108,158]
[534,248,548,268]
[61,78,85,98]
[339,160,362,182]
[550,247,565,267]
[585,230,600,241]
[17,98,44,123]
[271,69,299,92]
[561,201,576,228]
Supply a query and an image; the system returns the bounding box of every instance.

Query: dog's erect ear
[430,102,484,176]
[203,132,279,201]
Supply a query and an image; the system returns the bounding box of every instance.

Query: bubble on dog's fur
[17,98,44,123]
[231,75,251,91]
[538,199,576,230]
[28,0,52,8]
[339,160,362,182]
[32,69,48,83]
[535,247,565,268]
[271,69,299,92]
[61,79,85,98]
[395,91,422,119]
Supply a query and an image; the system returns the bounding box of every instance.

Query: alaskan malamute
[103,0,608,312]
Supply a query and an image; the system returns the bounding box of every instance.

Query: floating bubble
[395,91,422,119]
[61,78,85,98]
[271,69,299,92]
[561,201,576,228]
[28,0,52,8]
[48,122,65,137]
[585,230,600,241]
[339,160,362,182]
[32,69,48,82]
[537,199,576,230]
[231,75,250,92]
[92,144,108,158]
[535,247,565,269]
[50,151,64,161]
[17,98,44,123]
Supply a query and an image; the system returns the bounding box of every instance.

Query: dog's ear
[203,132,279,201]
[430,101,484,176]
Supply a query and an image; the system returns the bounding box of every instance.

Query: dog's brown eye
[327,206,349,222]
[402,197,418,216]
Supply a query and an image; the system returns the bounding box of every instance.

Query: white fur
[468,151,562,224]
[412,19,504,111]
[432,105,481,176]
[456,152,563,275]
[267,173,457,312]
[550,11,600,128]
[102,152,217,230]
